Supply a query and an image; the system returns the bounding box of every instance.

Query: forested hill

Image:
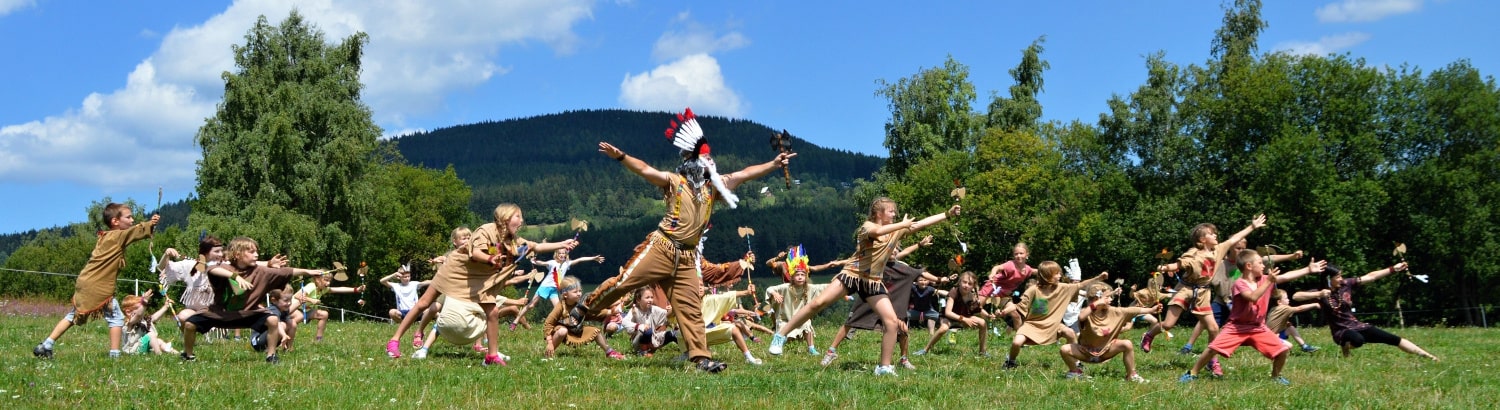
[390,109,886,283]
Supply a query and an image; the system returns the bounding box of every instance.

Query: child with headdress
[1003,261,1109,369]
[581,108,793,373]
[157,234,224,323]
[763,244,842,355]
[544,277,625,360]
[1060,282,1159,382]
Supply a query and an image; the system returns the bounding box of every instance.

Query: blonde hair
[1085,283,1114,303]
[225,237,258,265]
[558,276,581,291]
[450,226,472,247]
[1273,289,1288,300]
[866,197,896,222]
[1037,261,1062,285]
[493,204,521,241]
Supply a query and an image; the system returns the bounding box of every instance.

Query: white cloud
[0,0,35,17]
[619,54,744,117]
[651,13,749,62]
[0,0,595,190]
[1316,0,1422,23]
[1274,32,1373,56]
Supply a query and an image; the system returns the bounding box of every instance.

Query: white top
[536,259,580,290]
[160,259,213,311]
[391,281,422,311]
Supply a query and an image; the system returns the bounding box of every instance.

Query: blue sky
[1,0,1494,233]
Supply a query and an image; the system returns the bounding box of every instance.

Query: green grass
[2,305,1497,409]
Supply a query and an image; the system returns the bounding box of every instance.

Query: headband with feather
[665,108,710,159]
[784,244,809,282]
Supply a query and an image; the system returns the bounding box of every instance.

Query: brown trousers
[586,232,710,361]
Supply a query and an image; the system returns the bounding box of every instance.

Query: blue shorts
[536,286,560,300]
[64,298,125,328]
[398,309,411,318]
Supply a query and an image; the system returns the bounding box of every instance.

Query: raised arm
[1080,272,1110,287]
[379,272,401,288]
[1360,262,1407,284]
[722,151,796,190]
[1216,214,1268,256]
[1269,250,1304,264]
[599,142,674,188]
[895,235,933,260]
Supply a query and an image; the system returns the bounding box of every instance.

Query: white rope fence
[0,267,391,322]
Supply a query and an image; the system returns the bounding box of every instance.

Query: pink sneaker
[1209,358,1223,377]
[385,339,402,358]
[1141,332,1156,353]
[483,353,507,366]
[474,343,486,353]
[412,334,424,349]
[606,350,626,360]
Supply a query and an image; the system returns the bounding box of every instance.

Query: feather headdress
[665,108,709,159]
[784,244,809,282]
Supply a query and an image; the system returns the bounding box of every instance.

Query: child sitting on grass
[544,277,624,360]
[121,290,178,355]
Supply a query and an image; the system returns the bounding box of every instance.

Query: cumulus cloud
[619,54,744,117]
[0,0,594,191]
[1274,32,1373,56]
[0,0,35,17]
[1316,0,1422,23]
[620,13,747,117]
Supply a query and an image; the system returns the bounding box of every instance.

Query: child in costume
[1140,215,1266,354]
[156,235,223,322]
[289,272,365,344]
[514,248,604,329]
[544,277,625,360]
[822,236,947,369]
[769,197,960,377]
[1182,241,1304,355]
[34,203,159,359]
[1060,283,1159,382]
[181,237,325,363]
[120,290,179,355]
[763,245,843,355]
[1295,262,1438,361]
[581,108,794,373]
[1003,261,1109,369]
[1180,249,1324,384]
[1265,289,1320,352]
[919,271,991,356]
[385,204,577,364]
[620,287,675,356]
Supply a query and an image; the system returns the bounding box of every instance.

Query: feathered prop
[784,244,809,282]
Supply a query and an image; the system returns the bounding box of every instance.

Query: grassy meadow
[2,298,1497,409]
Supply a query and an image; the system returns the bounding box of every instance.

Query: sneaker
[1129,373,1150,383]
[873,365,897,376]
[1301,344,1320,353]
[745,355,763,365]
[412,348,429,359]
[991,326,1001,337]
[1273,376,1291,385]
[899,357,916,370]
[1141,332,1156,353]
[180,352,196,362]
[33,344,53,359]
[607,350,626,360]
[768,334,787,355]
[250,330,268,352]
[695,359,727,373]
[1064,369,1089,380]
[820,351,839,367]
[1003,359,1018,369]
[978,351,991,358]
[1178,343,1194,355]
[508,322,518,331]
[808,346,820,356]
[1209,358,1223,377]
[412,334,424,348]
[265,355,280,365]
[385,339,402,358]
[473,343,486,353]
[1178,372,1197,383]
[913,349,927,356]
[483,353,507,366]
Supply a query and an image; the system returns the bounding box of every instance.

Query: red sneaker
[483,353,507,366]
[385,339,402,358]
[1141,332,1156,353]
[607,350,626,360]
[412,334,424,349]
[1209,358,1223,377]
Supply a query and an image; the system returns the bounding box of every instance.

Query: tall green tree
[193,12,378,265]
[875,56,980,178]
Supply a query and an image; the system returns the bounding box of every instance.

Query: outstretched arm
[1292,290,1329,302]
[1360,262,1407,284]
[722,152,796,190]
[895,235,933,259]
[1274,258,1327,284]
[599,142,674,187]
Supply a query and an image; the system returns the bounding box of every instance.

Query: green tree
[876,56,980,178]
[986,37,1050,132]
[192,11,378,265]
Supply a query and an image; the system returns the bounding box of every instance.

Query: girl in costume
[544,277,626,360]
[120,291,178,355]
[1003,261,1109,369]
[919,271,991,356]
[768,197,959,377]
[620,287,675,356]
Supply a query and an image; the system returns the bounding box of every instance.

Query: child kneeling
[544,277,624,360]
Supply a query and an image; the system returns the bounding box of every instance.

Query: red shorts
[1208,328,1290,359]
